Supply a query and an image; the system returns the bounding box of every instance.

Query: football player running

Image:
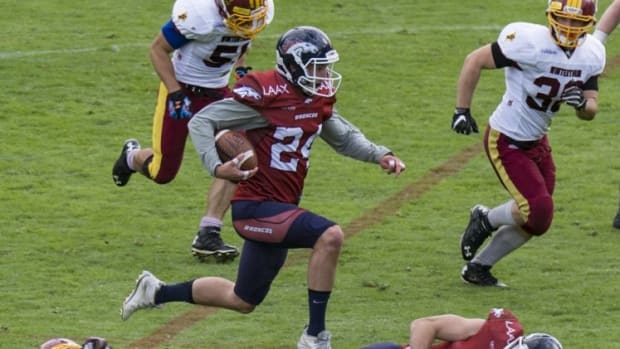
[111,0,274,262]
[120,26,406,349]
[591,0,620,229]
[360,308,562,349]
[451,0,605,286]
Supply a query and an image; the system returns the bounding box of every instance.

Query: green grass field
[2,0,620,348]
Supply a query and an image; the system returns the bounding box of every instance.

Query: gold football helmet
[547,0,597,48]
[217,0,269,39]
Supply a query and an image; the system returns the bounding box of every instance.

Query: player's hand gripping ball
[215,129,257,171]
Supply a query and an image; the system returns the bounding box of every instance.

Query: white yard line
[0,25,502,60]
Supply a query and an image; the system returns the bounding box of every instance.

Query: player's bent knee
[232,296,256,314]
[320,225,344,250]
[523,195,554,236]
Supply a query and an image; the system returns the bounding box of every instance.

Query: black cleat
[461,262,507,287]
[614,211,620,229]
[460,204,495,261]
[192,227,239,262]
[112,139,140,187]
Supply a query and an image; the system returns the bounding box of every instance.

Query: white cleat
[297,327,332,349]
[120,270,164,321]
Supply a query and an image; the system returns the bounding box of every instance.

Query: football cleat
[461,262,507,287]
[460,204,495,261]
[120,270,164,320]
[112,139,140,187]
[192,227,240,262]
[297,327,332,349]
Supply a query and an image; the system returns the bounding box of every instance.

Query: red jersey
[231,70,336,204]
[431,308,524,349]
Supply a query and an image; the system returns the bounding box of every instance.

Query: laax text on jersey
[262,83,290,96]
[549,66,582,78]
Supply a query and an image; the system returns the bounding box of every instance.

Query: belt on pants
[505,136,540,150]
[182,84,225,99]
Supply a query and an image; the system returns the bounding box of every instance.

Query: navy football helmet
[504,333,563,349]
[276,26,342,97]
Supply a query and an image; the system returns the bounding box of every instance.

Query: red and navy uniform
[228,70,338,305]
[361,308,524,349]
[433,308,523,349]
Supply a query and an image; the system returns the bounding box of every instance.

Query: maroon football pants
[484,126,555,236]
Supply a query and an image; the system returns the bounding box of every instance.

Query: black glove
[561,85,586,111]
[451,108,479,134]
[234,66,252,80]
[167,90,192,119]
[81,337,112,349]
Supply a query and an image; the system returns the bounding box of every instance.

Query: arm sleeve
[161,19,190,49]
[320,109,392,163]
[583,75,599,91]
[188,98,269,175]
[490,42,517,68]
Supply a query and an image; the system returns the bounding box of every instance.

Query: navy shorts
[230,200,336,305]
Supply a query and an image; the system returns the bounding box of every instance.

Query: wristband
[593,29,608,44]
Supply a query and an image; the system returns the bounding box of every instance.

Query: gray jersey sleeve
[320,109,392,163]
[188,98,269,176]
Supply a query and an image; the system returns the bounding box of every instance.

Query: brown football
[214,129,257,170]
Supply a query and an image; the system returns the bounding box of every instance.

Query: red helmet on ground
[546,0,597,48]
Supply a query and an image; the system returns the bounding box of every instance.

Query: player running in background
[360,308,562,349]
[120,26,406,349]
[112,0,274,261]
[591,0,620,229]
[451,0,605,286]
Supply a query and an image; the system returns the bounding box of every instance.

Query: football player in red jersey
[120,26,405,349]
[451,0,605,286]
[591,0,620,229]
[111,0,275,262]
[360,308,562,349]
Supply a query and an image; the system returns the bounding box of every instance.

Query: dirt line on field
[125,142,483,349]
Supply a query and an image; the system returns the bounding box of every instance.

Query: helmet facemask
[219,0,268,39]
[296,51,342,97]
[547,0,596,48]
[504,333,563,349]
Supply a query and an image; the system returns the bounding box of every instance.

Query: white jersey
[489,22,605,141]
[170,0,274,88]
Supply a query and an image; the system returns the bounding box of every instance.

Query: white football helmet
[504,333,563,349]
